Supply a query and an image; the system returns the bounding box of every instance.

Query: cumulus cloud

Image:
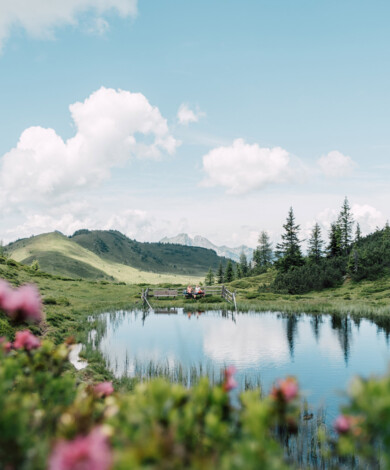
[317,150,357,178]
[2,202,190,245]
[351,204,385,234]
[0,87,178,207]
[201,138,299,194]
[0,0,137,50]
[177,103,205,125]
[315,203,385,237]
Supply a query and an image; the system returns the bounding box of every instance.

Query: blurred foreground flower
[0,279,43,323]
[334,414,362,436]
[271,377,299,403]
[223,365,237,392]
[13,330,41,351]
[0,336,12,352]
[94,381,114,397]
[49,427,112,470]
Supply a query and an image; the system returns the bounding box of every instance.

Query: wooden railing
[141,285,237,310]
[221,286,237,310]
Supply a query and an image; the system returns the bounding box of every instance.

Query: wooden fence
[141,285,237,310]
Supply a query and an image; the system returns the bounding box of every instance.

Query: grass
[6,232,202,285]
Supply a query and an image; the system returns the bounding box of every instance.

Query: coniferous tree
[308,223,323,263]
[347,248,360,274]
[354,223,361,243]
[239,252,248,277]
[217,262,224,284]
[338,197,354,254]
[275,207,304,272]
[225,259,234,282]
[236,264,242,279]
[327,222,342,258]
[205,267,215,285]
[253,231,273,271]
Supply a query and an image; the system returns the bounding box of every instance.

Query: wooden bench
[153,289,178,299]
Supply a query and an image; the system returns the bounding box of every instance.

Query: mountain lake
[88,309,390,423]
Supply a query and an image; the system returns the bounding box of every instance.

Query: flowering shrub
[0,333,298,469]
[0,324,389,468]
[0,279,43,323]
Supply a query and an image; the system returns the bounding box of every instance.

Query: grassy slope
[6,232,202,285]
[70,229,231,275]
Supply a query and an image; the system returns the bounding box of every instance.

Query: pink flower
[94,381,114,397]
[271,377,299,402]
[334,415,352,434]
[0,280,12,311]
[223,365,238,392]
[2,284,43,323]
[49,427,112,470]
[13,330,41,351]
[0,336,12,353]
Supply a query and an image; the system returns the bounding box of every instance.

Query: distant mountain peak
[160,233,253,262]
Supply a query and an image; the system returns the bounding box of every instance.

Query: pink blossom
[0,336,12,353]
[0,280,12,311]
[223,365,238,392]
[13,330,41,351]
[334,415,352,434]
[2,284,43,323]
[94,381,114,397]
[49,427,112,470]
[271,377,299,402]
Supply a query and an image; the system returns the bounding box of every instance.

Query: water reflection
[89,309,390,421]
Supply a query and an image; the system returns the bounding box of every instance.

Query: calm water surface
[90,309,390,420]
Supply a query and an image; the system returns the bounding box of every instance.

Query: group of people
[185,285,205,299]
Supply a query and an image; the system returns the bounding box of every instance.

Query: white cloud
[0,87,179,208]
[315,203,385,237]
[201,138,299,194]
[2,202,190,245]
[177,103,205,125]
[87,17,110,35]
[317,150,356,178]
[0,0,137,49]
[351,204,385,234]
[204,315,289,365]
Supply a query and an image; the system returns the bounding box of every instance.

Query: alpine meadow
[1,2,390,469]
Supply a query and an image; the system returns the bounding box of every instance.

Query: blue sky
[0,0,389,247]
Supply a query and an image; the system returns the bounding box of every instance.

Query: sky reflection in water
[91,310,390,421]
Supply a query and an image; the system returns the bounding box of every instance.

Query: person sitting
[185,285,193,298]
[193,285,204,298]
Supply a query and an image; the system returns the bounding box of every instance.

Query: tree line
[205,197,390,294]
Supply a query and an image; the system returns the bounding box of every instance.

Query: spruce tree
[338,197,354,254]
[225,259,234,282]
[354,223,361,243]
[239,252,248,277]
[236,264,242,279]
[275,207,304,272]
[382,221,390,249]
[308,223,323,263]
[217,262,224,284]
[254,231,273,270]
[205,267,215,285]
[327,222,342,257]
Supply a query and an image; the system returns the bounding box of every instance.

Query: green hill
[5,230,231,283]
[69,229,231,275]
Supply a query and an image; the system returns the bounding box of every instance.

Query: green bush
[272,258,346,294]
[1,334,389,469]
